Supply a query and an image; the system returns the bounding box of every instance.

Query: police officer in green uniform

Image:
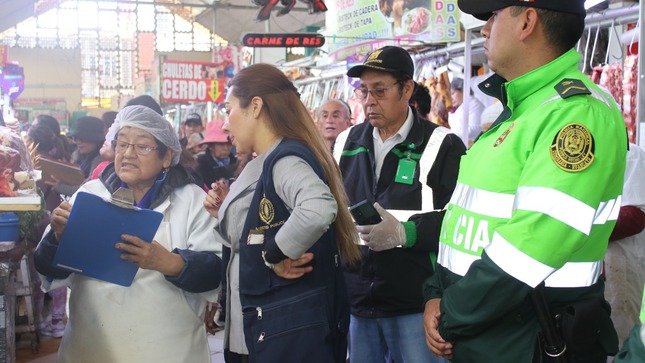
[422,1,627,362]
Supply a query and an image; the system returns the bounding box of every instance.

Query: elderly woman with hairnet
[34,105,223,363]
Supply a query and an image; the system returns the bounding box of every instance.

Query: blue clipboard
[53,191,164,287]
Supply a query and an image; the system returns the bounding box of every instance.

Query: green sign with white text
[325,0,459,62]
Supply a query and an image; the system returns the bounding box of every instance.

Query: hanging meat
[424,71,452,128]
[0,145,20,197]
[591,66,603,84]
[622,55,638,144]
[599,63,623,111]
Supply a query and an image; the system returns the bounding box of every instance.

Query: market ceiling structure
[191,0,327,44]
[0,0,628,50]
[0,0,327,45]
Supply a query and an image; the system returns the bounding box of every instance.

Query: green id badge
[395,158,416,185]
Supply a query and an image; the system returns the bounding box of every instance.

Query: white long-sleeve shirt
[448,97,485,147]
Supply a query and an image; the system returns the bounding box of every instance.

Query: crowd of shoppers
[14,1,644,361]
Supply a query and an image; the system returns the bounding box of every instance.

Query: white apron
[58,211,211,363]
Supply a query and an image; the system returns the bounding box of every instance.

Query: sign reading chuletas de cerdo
[161,60,227,103]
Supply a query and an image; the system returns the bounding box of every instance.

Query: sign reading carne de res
[242,33,326,48]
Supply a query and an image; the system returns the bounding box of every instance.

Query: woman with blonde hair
[205,63,360,363]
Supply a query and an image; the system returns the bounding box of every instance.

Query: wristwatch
[261,250,275,270]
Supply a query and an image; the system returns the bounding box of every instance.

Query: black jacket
[337,108,465,317]
[196,153,237,186]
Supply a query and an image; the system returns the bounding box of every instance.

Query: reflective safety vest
[438,49,627,289]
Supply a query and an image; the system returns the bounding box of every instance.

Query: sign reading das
[242,33,325,48]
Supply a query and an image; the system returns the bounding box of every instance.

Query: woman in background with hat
[182,113,208,156]
[53,116,106,196]
[197,120,237,188]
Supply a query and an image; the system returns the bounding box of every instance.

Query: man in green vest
[422,1,627,362]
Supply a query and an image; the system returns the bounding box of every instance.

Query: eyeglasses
[112,140,159,156]
[353,82,400,100]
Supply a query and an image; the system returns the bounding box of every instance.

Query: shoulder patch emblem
[550,123,595,172]
[554,78,591,99]
[259,194,275,225]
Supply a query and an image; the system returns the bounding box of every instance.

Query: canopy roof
[0,0,325,45]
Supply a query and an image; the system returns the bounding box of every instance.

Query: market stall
[289,1,642,147]
[0,125,43,363]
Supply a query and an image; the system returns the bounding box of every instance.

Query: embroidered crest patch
[259,194,275,225]
[550,123,595,172]
[366,49,383,64]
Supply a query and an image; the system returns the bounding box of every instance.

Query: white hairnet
[114,105,181,166]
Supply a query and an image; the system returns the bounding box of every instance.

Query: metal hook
[605,19,614,64]
[582,26,592,74]
[609,19,625,62]
[589,23,601,71]
[628,19,640,53]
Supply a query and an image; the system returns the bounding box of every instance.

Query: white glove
[356,203,406,251]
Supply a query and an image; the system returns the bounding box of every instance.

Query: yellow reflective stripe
[486,231,555,288]
[515,186,595,235]
[437,243,481,277]
[450,183,514,219]
[544,260,602,288]
[593,196,621,225]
